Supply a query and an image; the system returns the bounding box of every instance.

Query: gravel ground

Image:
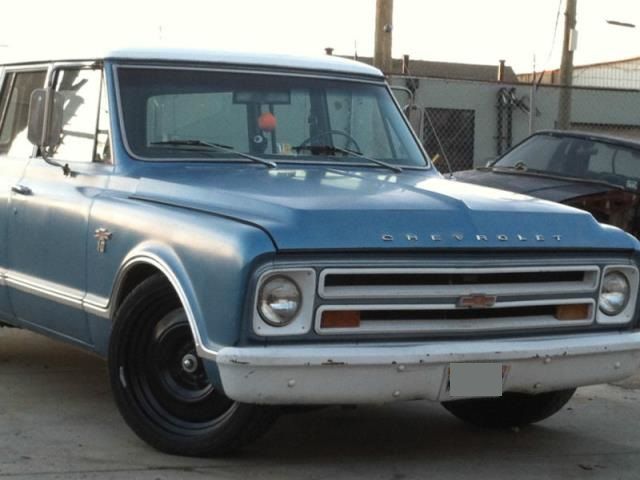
[1,328,640,479]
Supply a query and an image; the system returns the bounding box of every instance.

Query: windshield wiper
[487,163,545,174]
[293,145,403,173]
[150,139,277,168]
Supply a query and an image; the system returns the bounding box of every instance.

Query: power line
[536,0,564,86]
[545,0,564,67]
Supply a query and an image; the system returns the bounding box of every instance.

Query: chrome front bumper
[216,332,640,404]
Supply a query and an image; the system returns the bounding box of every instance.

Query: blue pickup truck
[0,48,639,456]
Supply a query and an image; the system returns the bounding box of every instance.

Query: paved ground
[1,328,640,479]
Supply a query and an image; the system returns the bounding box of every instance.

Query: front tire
[442,389,575,428]
[108,274,276,457]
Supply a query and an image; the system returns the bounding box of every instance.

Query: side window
[49,68,102,162]
[613,147,640,179]
[0,73,14,145]
[95,79,111,163]
[0,70,47,157]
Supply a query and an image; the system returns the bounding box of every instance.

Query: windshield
[493,133,640,190]
[117,67,427,168]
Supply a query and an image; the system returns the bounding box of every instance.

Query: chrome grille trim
[314,265,606,335]
[318,266,600,300]
[315,298,596,335]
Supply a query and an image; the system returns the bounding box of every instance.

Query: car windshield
[117,67,427,168]
[493,134,640,190]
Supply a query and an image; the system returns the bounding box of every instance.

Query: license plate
[448,363,506,398]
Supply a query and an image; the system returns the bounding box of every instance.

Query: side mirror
[27,88,64,149]
[27,88,72,176]
[390,85,414,113]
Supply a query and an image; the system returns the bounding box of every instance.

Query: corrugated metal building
[519,56,640,90]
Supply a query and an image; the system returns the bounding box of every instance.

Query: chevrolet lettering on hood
[3,47,640,457]
[381,233,563,242]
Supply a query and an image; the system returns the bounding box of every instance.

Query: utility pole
[557,0,578,130]
[529,55,537,134]
[374,0,394,74]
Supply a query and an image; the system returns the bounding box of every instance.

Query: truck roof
[0,47,384,78]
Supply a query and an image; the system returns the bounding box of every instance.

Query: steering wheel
[298,129,362,153]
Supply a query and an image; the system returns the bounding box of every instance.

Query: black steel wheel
[442,389,576,428]
[108,274,276,457]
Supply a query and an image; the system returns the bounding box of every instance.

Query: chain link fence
[391,73,640,174]
[422,107,476,172]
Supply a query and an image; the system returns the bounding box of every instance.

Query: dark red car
[455,130,640,237]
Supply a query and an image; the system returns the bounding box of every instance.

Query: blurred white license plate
[449,363,504,398]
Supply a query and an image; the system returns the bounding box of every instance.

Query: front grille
[323,271,585,288]
[315,266,600,335]
[319,266,599,299]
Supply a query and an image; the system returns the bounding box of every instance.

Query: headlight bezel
[253,268,317,336]
[597,265,639,325]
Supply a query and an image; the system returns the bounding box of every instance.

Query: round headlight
[599,271,630,316]
[258,276,302,326]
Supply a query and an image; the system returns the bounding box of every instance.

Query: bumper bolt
[393,390,401,398]
[614,362,622,370]
[287,379,296,388]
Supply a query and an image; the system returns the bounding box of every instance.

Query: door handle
[11,185,32,196]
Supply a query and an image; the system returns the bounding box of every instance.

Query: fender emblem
[94,228,113,254]
[457,294,497,309]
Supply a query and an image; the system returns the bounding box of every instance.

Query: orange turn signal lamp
[555,304,591,321]
[321,311,361,329]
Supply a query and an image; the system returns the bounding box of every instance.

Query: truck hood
[132,164,636,251]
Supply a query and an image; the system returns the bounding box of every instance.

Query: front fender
[113,244,217,359]
[86,195,276,357]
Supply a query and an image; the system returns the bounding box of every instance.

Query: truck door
[0,67,48,323]
[7,65,111,344]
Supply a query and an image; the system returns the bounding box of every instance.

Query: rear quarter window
[0,70,47,157]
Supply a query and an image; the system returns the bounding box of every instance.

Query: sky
[1,0,639,74]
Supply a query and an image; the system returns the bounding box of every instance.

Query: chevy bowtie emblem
[94,228,113,253]
[457,294,497,309]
